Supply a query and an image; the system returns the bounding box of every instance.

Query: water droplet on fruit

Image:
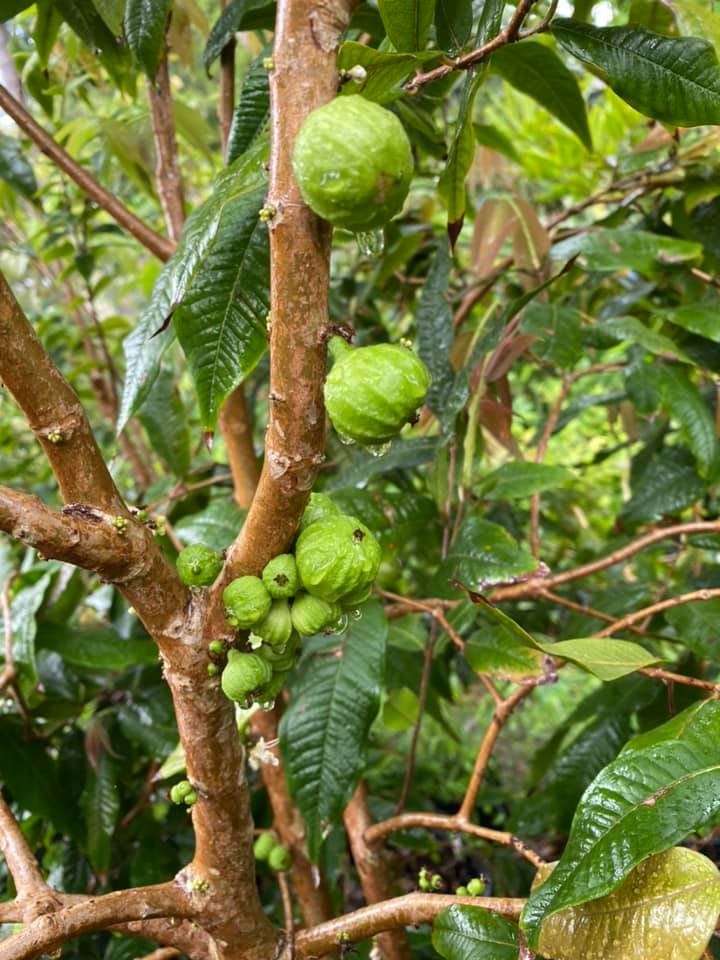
[333,613,350,633]
[355,229,384,258]
[350,608,362,621]
[366,440,391,458]
[338,433,355,446]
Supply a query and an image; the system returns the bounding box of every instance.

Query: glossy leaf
[377,0,435,52]
[54,0,133,82]
[536,848,720,960]
[174,498,246,551]
[601,316,692,363]
[138,365,191,477]
[539,637,661,681]
[521,699,720,948]
[1,574,52,685]
[36,623,157,670]
[439,70,484,242]
[435,0,472,54]
[621,447,705,523]
[663,302,720,342]
[444,516,538,590]
[552,18,720,126]
[90,0,126,35]
[465,628,544,679]
[226,53,270,163]
[658,366,717,476]
[551,228,702,273]
[491,41,592,149]
[433,905,519,959]
[203,0,275,71]
[326,438,439,490]
[0,133,37,199]
[279,602,387,860]
[124,0,171,79]
[665,598,720,659]
[473,122,521,162]
[475,462,574,499]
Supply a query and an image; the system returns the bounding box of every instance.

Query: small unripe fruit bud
[207,663,219,677]
[184,790,198,806]
[267,844,292,872]
[170,780,192,804]
[467,877,485,896]
[455,886,469,896]
[208,640,225,657]
[253,832,277,861]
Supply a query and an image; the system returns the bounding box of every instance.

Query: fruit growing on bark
[295,515,381,602]
[253,833,276,861]
[290,592,341,636]
[221,649,272,702]
[324,337,430,446]
[262,554,299,599]
[223,576,272,629]
[299,492,341,532]
[292,94,413,232]
[253,599,293,648]
[176,544,223,587]
[268,844,292,872]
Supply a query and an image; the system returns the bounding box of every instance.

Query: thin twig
[277,870,295,947]
[595,587,720,638]
[378,589,464,652]
[540,589,648,637]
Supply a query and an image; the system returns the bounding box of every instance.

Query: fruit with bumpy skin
[207,663,219,677]
[299,492,341,532]
[223,576,272,629]
[325,337,430,446]
[292,95,413,232]
[340,581,373,609]
[290,592,342,636]
[221,649,273,702]
[259,635,301,671]
[253,599,293,648]
[268,844,292,872]
[253,833,276,861]
[257,668,292,703]
[262,554,299,599]
[176,544,223,587]
[295,515,381,602]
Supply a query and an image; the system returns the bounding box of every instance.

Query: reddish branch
[0,84,173,262]
[219,0,236,156]
[147,54,186,243]
[595,587,720,638]
[0,794,49,901]
[294,893,525,957]
[220,387,261,509]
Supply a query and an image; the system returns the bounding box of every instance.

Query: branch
[364,812,542,869]
[405,0,536,94]
[211,0,358,612]
[0,794,49,900]
[146,51,185,243]
[595,587,720,638]
[0,883,192,960]
[219,387,260,510]
[219,0,236,156]
[0,84,173,262]
[490,520,720,601]
[294,893,525,957]
[344,784,411,960]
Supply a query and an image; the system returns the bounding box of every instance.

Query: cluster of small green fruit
[253,832,292,872]
[169,779,198,808]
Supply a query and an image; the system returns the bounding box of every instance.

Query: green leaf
[665,598,720,659]
[444,516,538,590]
[326,438,439,490]
[279,602,387,860]
[435,0,472,54]
[124,0,171,79]
[117,304,175,435]
[337,42,436,103]
[536,848,720,960]
[663,302,720,342]
[473,122,521,163]
[0,720,61,821]
[664,0,720,54]
[521,699,720,949]
[539,637,661,681]
[203,0,275,72]
[465,628,544,679]
[658,366,717,476]
[138,365,191,477]
[551,18,720,126]
[91,0,126,35]
[33,0,64,66]
[54,0,133,83]
[226,53,270,163]
[83,750,120,872]
[601,316,692,362]
[432,905,519,960]
[439,70,484,241]
[377,0,435,52]
[621,446,705,523]
[622,700,706,754]
[491,41,592,149]
[1,574,52,685]
[0,0,33,20]
[475,462,574,499]
[174,498,246,551]
[382,686,420,730]
[0,133,37,199]
[36,623,157,670]
[551,228,702,274]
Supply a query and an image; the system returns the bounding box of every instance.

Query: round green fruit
[221,649,273,702]
[295,516,381,602]
[292,95,413,232]
[267,844,292,872]
[257,668,291,703]
[253,599,293,648]
[208,639,225,657]
[184,790,198,806]
[176,544,223,587]
[253,832,277,861]
[455,886,469,897]
[207,662,219,678]
[299,492,342,532]
[467,878,486,896]
[325,337,430,446]
[290,593,342,637]
[223,576,272,629]
[170,780,192,804]
[262,554,299,599]
[259,635,301,671]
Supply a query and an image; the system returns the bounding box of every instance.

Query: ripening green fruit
[253,832,277,861]
[299,492,342,532]
[253,599,293,648]
[290,592,341,636]
[295,516,381,602]
[184,790,198,806]
[207,662,219,677]
[262,554,300,599]
[325,337,430,446]
[267,844,292,872]
[223,576,272,629]
[292,95,413,232]
[208,640,225,657]
[170,780,192,804]
[176,544,224,587]
[221,649,273,702]
[340,581,373,609]
[467,878,486,896]
[455,886,469,896]
[257,668,292,703]
[259,634,301,671]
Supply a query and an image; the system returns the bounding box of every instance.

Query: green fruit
[176,544,223,587]
[325,337,430,446]
[253,599,293,648]
[257,668,291,703]
[208,640,225,657]
[223,576,272,629]
[267,844,292,872]
[253,833,277,861]
[221,649,273,702]
[259,634,301,671]
[455,886,469,897]
[262,554,300,599]
[292,95,413,233]
[295,516,381,602]
[467,878,485,896]
[184,790,198,806]
[170,780,192,804]
[290,592,341,636]
[340,581,373,609]
[299,493,341,532]
[207,662,219,677]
